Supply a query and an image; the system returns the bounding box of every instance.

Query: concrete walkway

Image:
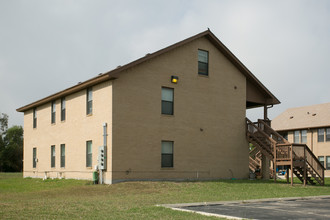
[159,195,330,219]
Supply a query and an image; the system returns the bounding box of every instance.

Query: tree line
[0,113,23,172]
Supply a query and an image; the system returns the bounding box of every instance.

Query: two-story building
[272,102,330,176]
[17,30,280,184]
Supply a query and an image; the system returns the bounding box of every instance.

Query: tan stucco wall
[111,36,250,182]
[286,130,330,176]
[23,80,113,181]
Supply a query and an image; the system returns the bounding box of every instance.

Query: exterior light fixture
[171,76,179,84]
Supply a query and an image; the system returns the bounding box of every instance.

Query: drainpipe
[99,123,108,184]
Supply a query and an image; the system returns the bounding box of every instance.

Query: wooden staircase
[246,118,325,186]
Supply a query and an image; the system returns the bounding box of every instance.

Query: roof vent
[77,82,82,84]
[290,116,294,119]
[98,73,103,76]
[117,65,121,68]
[312,113,316,116]
[307,112,310,114]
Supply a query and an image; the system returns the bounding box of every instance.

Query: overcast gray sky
[1,0,330,127]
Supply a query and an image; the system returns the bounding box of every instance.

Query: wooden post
[290,144,293,186]
[274,144,277,183]
[303,146,306,186]
[286,166,289,183]
[264,105,268,120]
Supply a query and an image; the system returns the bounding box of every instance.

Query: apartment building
[272,103,330,176]
[17,30,280,184]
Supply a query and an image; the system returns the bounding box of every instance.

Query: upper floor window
[61,98,66,121]
[294,130,300,143]
[161,87,174,115]
[198,49,208,76]
[86,140,92,167]
[326,128,330,142]
[33,108,37,128]
[318,128,325,142]
[86,87,93,115]
[300,130,307,143]
[161,141,173,168]
[51,145,55,168]
[51,101,56,124]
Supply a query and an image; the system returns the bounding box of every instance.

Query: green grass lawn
[1,173,329,219]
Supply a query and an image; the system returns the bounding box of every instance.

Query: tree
[0,114,23,172]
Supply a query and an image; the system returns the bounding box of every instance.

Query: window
[33,148,37,168]
[61,98,66,121]
[86,141,92,167]
[161,87,174,115]
[51,145,55,168]
[318,156,324,167]
[282,132,288,141]
[326,156,330,170]
[294,131,300,143]
[51,101,56,124]
[86,87,93,115]
[326,128,330,142]
[161,141,173,168]
[318,128,325,142]
[198,49,208,76]
[301,130,307,143]
[33,108,37,128]
[60,144,65,168]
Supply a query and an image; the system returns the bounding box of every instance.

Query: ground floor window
[161,141,173,168]
[51,145,55,168]
[60,144,65,168]
[326,156,330,170]
[86,141,92,167]
[318,156,324,167]
[33,148,37,168]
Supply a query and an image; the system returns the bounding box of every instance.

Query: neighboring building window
[318,156,324,167]
[198,49,209,76]
[301,130,307,143]
[326,128,330,142]
[86,87,93,115]
[33,108,37,128]
[161,141,173,168]
[161,87,174,115]
[318,128,325,142]
[51,101,56,124]
[294,131,300,143]
[282,132,288,141]
[61,98,66,121]
[326,156,330,170]
[86,141,92,167]
[51,145,55,168]
[60,144,65,168]
[33,147,37,168]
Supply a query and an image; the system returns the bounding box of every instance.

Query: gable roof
[272,102,330,131]
[17,29,280,112]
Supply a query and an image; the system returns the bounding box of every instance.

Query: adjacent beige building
[272,103,330,176]
[17,30,279,184]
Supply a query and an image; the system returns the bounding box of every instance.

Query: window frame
[51,101,56,124]
[51,145,55,168]
[86,87,93,115]
[86,141,92,168]
[161,141,174,168]
[318,156,324,167]
[60,144,65,168]
[198,49,209,76]
[300,130,307,143]
[33,108,37,128]
[33,147,37,168]
[326,156,330,170]
[318,128,325,142]
[161,87,174,115]
[61,98,66,121]
[293,130,300,143]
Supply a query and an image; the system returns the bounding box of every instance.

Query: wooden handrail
[246,118,277,146]
[258,119,290,144]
